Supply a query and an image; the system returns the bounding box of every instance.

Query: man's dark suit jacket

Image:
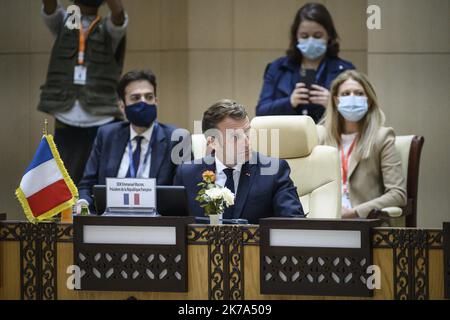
[174,152,304,224]
[78,121,191,210]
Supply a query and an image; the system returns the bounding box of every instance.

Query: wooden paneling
[30,53,54,148]
[0,55,31,221]
[0,227,446,300]
[339,50,368,74]
[323,0,368,51]
[368,54,450,228]
[56,243,209,300]
[0,242,21,300]
[429,249,445,300]
[123,0,162,51]
[0,0,30,53]
[233,50,285,119]
[368,0,450,53]
[367,4,450,235]
[161,0,188,49]
[188,0,233,49]
[233,0,308,50]
[0,241,443,300]
[187,51,233,132]
[244,246,396,300]
[159,51,189,129]
[13,0,450,226]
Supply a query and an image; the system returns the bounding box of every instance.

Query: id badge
[344,191,350,200]
[74,65,87,85]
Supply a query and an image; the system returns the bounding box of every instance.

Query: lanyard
[78,16,101,65]
[340,138,357,193]
[315,59,327,83]
[127,123,158,178]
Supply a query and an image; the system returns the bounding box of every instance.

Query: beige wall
[186,0,368,130]
[367,0,450,228]
[1,0,448,228]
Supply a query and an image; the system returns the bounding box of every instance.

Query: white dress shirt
[214,156,243,194]
[117,124,155,178]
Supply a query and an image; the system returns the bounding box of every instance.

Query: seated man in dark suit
[174,99,304,224]
[78,69,191,212]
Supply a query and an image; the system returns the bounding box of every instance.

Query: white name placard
[83,225,176,245]
[106,178,156,210]
[269,229,361,249]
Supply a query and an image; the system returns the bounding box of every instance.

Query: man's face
[119,80,157,116]
[210,116,252,166]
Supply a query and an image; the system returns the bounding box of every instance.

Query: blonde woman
[318,70,407,219]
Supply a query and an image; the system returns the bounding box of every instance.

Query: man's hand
[42,0,58,15]
[105,0,125,26]
[290,83,310,108]
[309,84,331,108]
[75,199,91,215]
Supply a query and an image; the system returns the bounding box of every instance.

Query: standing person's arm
[105,0,125,26]
[42,0,58,14]
[41,0,65,37]
[104,0,128,52]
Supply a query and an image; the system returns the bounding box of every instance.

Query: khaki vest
[38,17,125,117]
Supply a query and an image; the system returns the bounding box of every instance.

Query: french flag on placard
[123,193,140,205]
[15,134,78,223]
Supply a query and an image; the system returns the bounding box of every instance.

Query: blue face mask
[125,102,157,128]
[297,37,327,60]
[337,96,369,122]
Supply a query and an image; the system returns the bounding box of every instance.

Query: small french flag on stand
[15,134,78,224]
[123,193,140,205]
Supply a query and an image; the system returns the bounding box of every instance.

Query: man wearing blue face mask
[77,70,192,213]
[256,3,355,123]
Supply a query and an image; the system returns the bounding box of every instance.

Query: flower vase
[209,213,223,225]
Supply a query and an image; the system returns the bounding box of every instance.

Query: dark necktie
[127,136,144,178]
[223,168,235,219]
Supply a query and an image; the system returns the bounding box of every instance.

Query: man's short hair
[117,69,157,102]
[202,99,248,135]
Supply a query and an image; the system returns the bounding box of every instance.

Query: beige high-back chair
[368,135,424,227]
[251,116,341,219]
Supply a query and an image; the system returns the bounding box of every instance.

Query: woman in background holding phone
[256,2,355,123]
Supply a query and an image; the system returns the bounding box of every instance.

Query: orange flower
[202,170,216,183]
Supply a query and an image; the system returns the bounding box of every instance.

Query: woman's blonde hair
[321,70,385,160]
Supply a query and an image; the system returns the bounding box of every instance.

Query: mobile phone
[300,68,317,89]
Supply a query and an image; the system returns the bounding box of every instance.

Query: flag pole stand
[43,119,48,136]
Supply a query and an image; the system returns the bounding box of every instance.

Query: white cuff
[77,199,89,206]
